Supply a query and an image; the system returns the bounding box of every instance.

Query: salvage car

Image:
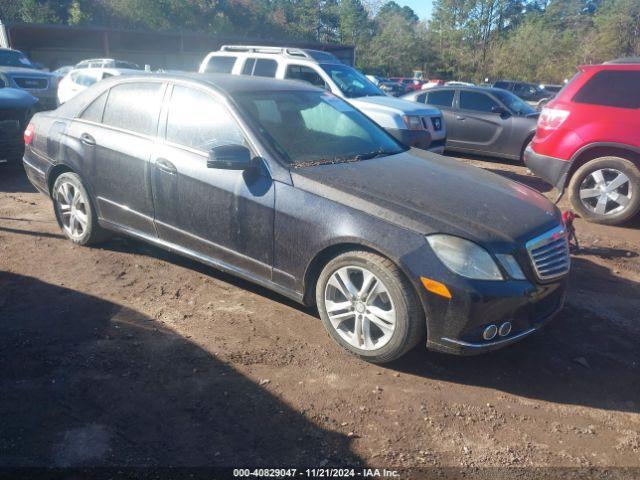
[403,86,539,161]
[0,48,58,110]
[199,46,446,153]
[23,73,569,363]
[0,86,38,166]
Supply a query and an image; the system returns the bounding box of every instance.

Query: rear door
[240,58,278,78]
[151,83,275,279]
[67,81,165,236]
[449,90,512,155]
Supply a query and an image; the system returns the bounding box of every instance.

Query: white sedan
[57,68,140,105]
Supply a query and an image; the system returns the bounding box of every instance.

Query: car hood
[0,88,38,108]
[0,66,54,77]
[290,149,561,247]
[349,95,441,116]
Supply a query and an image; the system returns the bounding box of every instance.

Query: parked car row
[199,46,447,153]
[0,48,58,110]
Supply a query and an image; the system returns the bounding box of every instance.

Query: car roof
[426,85,511,95]
[99,72,321,94]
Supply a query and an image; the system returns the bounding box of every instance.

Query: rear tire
[568,156,640,225]
[52,172,109,245]
[315,251,425,364]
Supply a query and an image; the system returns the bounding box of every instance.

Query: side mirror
[491,105,509,116]
[207,144,252,170]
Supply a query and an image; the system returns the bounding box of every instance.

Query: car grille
[526,225,570,281]
[423,116,443,131]
[14,77,48,90]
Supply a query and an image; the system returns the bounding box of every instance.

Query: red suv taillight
[538,107,570,131]
[24,122,35,146]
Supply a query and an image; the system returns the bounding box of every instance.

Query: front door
[151,83,275,279]
[450,90,512,156]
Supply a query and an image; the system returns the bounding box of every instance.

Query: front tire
[52,172,108,245]
[315,251,425,364]
[568,156,640,225]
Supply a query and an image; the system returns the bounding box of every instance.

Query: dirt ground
[1,154,640,477]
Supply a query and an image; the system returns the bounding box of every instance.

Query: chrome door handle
[156,158,177,174]
[456,115,466,121]
[80,133,96,146]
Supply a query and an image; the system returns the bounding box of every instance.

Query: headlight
[0,73,9,88]
[495,254,526,280]
[403,115,424,130]
[426,234,503,280]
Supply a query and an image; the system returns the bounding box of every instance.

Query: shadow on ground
[0,272,361,468]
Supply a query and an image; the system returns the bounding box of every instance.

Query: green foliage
[1,0,639,81]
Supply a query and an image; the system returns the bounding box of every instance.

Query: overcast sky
[395,0,434,20]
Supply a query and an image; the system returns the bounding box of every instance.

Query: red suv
[525,59,640,225]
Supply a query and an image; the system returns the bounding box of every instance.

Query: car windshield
[319,64,385,98]
[0,50,36,69]
[493,90,536,115]
[233,90,406,167]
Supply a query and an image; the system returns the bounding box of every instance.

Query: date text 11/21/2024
[232,468,400,478]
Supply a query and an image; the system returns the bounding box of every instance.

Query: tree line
[1,0,639,83]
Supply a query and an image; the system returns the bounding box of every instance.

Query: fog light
[482,324,497,341]
[498,322,512,337]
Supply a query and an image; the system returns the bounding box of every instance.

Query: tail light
[24,122,35,146]
[538,107,570,131]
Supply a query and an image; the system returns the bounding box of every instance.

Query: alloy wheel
[579,168,632,216]
[324,266,396,351]
[56,181,89,240]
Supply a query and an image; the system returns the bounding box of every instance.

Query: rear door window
[573,70,640,109]
[252,59,278,78]
[425,89,455,108]
[165,85,245,151]
[102,82,164,136]
[459,91,498,112]
[204,56,237,74]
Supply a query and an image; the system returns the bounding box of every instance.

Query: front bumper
[524,145,572,194]
[0,120,24,162]
[400,244,568,356]
[387,128,432,150]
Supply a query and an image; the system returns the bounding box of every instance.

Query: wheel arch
[566,143,640,186]
[520,131,535,161]
[47,163,76,197]
[301,241,426,320]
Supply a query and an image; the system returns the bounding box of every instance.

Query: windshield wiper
[354,148,399,160]
[291,149,399,169]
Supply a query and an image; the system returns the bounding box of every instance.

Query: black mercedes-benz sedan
[22,73,569,363]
